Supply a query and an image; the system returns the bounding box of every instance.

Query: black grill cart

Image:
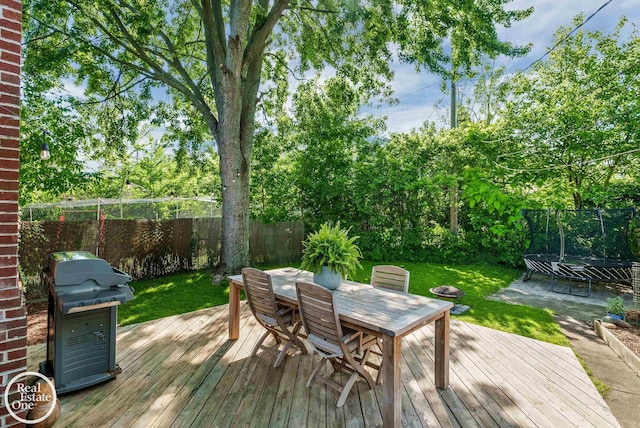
[39,251,134,394]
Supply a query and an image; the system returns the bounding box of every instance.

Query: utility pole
[449,78,459,234]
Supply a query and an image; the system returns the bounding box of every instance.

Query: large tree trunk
[213,35,263,275]
[217,133,250,274]
[215,66,251,274]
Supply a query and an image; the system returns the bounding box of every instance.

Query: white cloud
[372,0,640,134]
[60,79,86,99]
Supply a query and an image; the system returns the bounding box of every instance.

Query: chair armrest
[276,307,293,317]
[342,330,363,353]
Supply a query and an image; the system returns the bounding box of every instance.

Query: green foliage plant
[300,222,363,279]
[605,296,625,316]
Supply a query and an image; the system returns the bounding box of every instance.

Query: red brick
[0,318,26,332]
[0,179,18,191]
[0,60,20,75]
[0,213,18,222]
[0,138,19,149]
[7,348,26,361]
[0,287,20,299]
[0,126,19,138]
[0,72,19,85]
[3,6,22,22]
[0,52,20,68]
[0,357,26,373]
[0,291,20,302]
[0,83,20,98]
[0,171,18,181]
[0,244,17,255]
[2,412,28,427]
[4,307,25,319]
[0,39,19,54]
[0,190,18,200]
[2,1,22,13]
[0,233,18,243]
[0,162,18,173]
[0,262,17,276]
[0,93,20,106]
[7,326,27,339]
[0,279,19,289]
[0,19,20,33]
[0,28,21,43]
[0,337,24,352]
[0,118,18,130]
[0,236,18,245]
[0,147,19,158]
[0,262,18,273]
[0,200,19,211]
[0,223,18,234]
[0,189,18,199]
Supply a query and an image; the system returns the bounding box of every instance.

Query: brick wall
[0,1,26,427]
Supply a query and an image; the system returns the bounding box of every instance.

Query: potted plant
[300,222,363,290]
[606,296,625,321]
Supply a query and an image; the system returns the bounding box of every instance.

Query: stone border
[593,319,640,377]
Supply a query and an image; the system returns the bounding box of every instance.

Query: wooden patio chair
[241,267,307,368]
[295,281,380,407]
[370,265,410,382]
[371,265,410,293]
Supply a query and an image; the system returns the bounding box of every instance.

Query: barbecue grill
[39,251,134,394]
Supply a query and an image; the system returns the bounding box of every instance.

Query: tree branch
[198,0,225,105]
[158,30,208,107]
[69,77,148,107]
[243,0,289,75]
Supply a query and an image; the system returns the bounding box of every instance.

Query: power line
[396,80,441,101]
[515,0,614,76]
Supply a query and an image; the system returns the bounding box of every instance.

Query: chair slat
[371,265,410,293]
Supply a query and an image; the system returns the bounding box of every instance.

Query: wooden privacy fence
[19,218,304,298]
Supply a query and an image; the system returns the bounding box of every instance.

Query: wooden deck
[27,303,619,427]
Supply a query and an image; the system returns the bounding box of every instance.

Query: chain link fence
[22,197,220,222]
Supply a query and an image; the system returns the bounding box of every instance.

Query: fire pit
[429,285,469,315]
[39,251,134,394]
[430,285,465,302]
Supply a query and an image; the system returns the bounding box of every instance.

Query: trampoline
[522,208,636,296]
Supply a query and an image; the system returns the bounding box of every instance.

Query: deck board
[26,303,620,427]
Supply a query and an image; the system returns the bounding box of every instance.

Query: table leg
[434,309,450,389]
[229,280,240,340]
[381,334,401,427]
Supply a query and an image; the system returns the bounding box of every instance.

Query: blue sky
[375,0,640,133]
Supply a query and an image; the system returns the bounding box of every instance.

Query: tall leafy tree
[24,0,532,273]
[501,16,640,209]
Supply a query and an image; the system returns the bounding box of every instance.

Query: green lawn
[351,261,569,347]
[118,261,569,347]
[118,271,232,326]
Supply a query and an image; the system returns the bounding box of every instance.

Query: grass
[351,261,570,347]
[118,271,231,326]
[575,353,610,397]
[119,261,569,347]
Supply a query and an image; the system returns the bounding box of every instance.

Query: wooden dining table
[227,267,453,427]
